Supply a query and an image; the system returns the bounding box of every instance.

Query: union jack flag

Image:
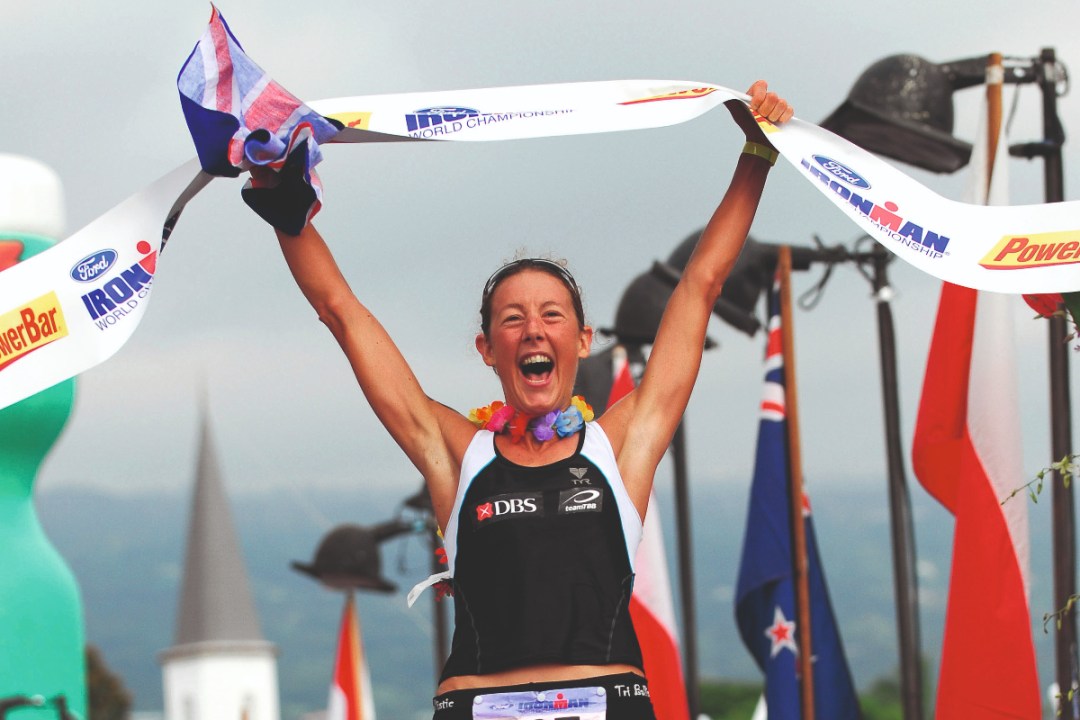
[734,275,860,719]
[177,6,341,234]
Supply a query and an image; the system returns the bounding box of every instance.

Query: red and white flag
[911,76,1040,718]
[608,346,690,720]
[327,594,376,720]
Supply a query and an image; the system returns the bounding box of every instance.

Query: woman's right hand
[248,164,278,189]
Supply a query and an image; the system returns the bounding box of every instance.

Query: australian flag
[177,6,341,234]
[734,277,860,719]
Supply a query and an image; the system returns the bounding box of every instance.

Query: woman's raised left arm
[599,81,793,512]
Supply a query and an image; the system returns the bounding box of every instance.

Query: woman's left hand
[725,80,793,144]
[746,80,793,124]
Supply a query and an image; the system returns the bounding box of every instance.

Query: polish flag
[911,79,1040,718]
[327,593,376,720]
[609,346,690,720]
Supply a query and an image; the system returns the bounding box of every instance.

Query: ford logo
[70,249,118,283]
[813,155,870,189]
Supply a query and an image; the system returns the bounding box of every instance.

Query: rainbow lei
[469,396,595,442]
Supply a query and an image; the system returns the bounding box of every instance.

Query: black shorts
[432,672,656,719]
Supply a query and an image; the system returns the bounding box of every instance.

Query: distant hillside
[35,477,1064,719]
[38,483,447,720]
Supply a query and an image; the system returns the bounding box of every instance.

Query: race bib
[471,685,607,719]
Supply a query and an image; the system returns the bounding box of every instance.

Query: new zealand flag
[734,277,860,719]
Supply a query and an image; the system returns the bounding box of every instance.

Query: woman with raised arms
[263,82,792,720]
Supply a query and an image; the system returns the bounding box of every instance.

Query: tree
[698,679,761,720]
[85,645,131,720]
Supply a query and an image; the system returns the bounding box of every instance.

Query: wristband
[742,141,778,166]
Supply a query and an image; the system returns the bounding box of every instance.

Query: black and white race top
[439,422,645,681]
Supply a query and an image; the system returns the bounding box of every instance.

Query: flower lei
[469,396,595,442]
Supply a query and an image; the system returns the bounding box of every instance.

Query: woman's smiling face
[476,269,592,418]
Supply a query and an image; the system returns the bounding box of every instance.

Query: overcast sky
[3,1,1078,530]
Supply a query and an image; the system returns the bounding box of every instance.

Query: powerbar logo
[619,87,718,105]
[0,291,68,371]
[327,111,372,130]
[79,240,156,331]
[980,231,1080,270]
[801,158,949,257]
[753,110,779,135]
[404,106,573,139]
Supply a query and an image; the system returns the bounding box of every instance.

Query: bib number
[471,685,607,720]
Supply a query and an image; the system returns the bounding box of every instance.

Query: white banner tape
[1,80,1077,411]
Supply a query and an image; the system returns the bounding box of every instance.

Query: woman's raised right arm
[274,223,471,522]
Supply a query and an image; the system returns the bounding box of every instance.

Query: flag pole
[1033,46,1080,717]
[871,238,926,720]
[348,591,366,720]
[778,245,815,719]
[986,53,1003,195]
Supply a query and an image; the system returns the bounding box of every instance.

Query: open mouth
[519,354,554,381]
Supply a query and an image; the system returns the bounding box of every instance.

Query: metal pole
[871,246,925,719]
[671,422,700,718]
[778,246,816,720]
[1036,46,1080,718]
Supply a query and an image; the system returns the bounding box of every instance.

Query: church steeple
[159,410,280,720]
[174,417,263,645]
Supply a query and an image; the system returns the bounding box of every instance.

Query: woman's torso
[436,422,645,693]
